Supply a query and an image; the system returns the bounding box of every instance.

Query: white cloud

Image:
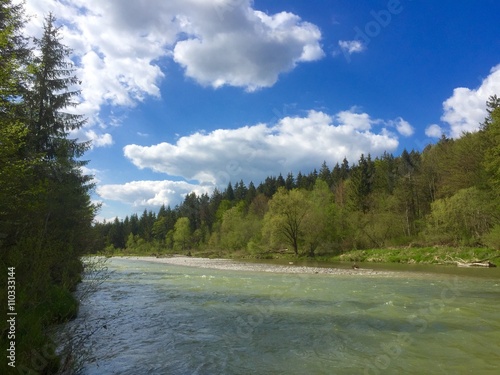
[393,117,414,137]
[24,0,325,127]
[172,4,324,91]
[336,109,375,130]
[338,40,365,55]
[96,180,212,209]
[83,130,113,148]
[123,109,401,188]
[441,64,500,138]
[425,124,443,138]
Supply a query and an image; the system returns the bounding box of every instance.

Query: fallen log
[457,261,497,268]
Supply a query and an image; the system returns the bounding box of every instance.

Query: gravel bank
[121,256,394,276]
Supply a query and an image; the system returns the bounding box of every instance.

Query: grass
[327,246,499,265]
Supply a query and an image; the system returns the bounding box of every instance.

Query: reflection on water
[65,258,500,375]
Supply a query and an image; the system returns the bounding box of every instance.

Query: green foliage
[0,5,95,373]
[482,224,500,250]
[263,188,309,255]
[425,187,499,245]
[482,99,500,189]
[173,217,191,251]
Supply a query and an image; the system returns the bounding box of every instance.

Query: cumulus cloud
[24,0,324,124]
[338,40,365,55]
[441,64,500,138]
[96,180,212,209]
[173,5,324,91]
[82,130,114,148]
[123,109,402,188]
[393,117,414,137]
[425,124,443,138]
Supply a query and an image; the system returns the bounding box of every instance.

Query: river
[62,257,500,374]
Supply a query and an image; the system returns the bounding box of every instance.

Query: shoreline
[118,256,396,276]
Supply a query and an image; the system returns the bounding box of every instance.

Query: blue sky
[24,0,500,221]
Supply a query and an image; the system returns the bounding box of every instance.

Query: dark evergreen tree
[340,157,350,179]
[129,213,140,236]
[0,0,34,247]
[245,181,257,206]
[296,171,307,189]
[26,13,88,161]
[224,182,235,201]
[180,192,202,231]
[285,172,296,190]
[277,173,286,189]
[318,161,332,186]
[22,13,96,271]
[349,154,375,212]
[0,9,96,371]
[234,180,248,201]
[258,176,278,197]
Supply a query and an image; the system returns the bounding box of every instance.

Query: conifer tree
[0,0,34,247]
[22,13,96,277]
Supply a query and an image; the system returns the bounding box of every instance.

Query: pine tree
[22,13,96,276]
[318,161,331,186]
[26,13,88,161]
[348,154,374,212]
[0,0,35,247]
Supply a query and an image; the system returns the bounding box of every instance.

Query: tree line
[95,96,500,257]
[1,1,96,372]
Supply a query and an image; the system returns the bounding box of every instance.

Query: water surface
[67,258,500,374]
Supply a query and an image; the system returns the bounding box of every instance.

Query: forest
[1,1,96,372]
[95,95,500,260]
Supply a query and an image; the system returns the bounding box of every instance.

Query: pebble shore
[122,256,393,276]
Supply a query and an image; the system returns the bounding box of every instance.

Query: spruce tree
[23,13,96,280]
[26,13,88,161]
[0,0,38,248]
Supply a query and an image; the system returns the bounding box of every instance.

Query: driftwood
[457,261,497,268]
[445,254,498,268]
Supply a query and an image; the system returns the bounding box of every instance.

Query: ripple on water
[66,258,500,375]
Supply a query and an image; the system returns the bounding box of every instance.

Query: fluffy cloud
[173,5,324,91]
[441,64,500,138]
[123,109,402,188]
[338,40,365,55]
[97,180,212,209]
[393,117,414,137]
[425,124,443,138]
[82,130,113,148]
[24,0,324,123]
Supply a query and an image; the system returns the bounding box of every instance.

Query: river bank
[106,246,499,267]
[120,256,392,276]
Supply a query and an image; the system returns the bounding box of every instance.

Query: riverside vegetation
[1,2,97,373]
[95,99,500,265]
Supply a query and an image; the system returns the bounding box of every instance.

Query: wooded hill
[94,96,500,258]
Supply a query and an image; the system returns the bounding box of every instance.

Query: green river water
[66,258,500,374]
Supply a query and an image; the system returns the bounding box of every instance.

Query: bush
[483,224,500,250]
